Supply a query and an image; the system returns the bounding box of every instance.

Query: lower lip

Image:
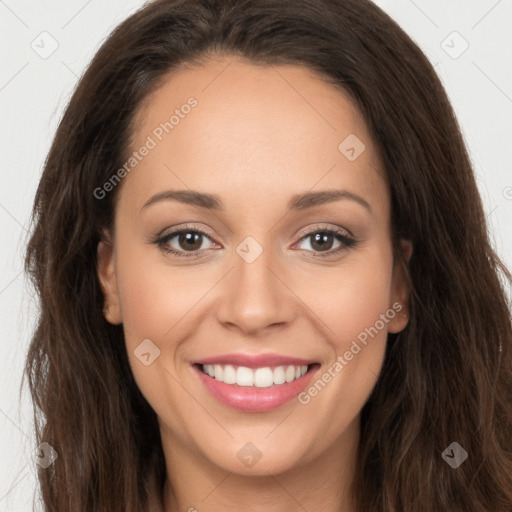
[193,364,319,412]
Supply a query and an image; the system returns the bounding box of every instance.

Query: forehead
[120,55,388,216]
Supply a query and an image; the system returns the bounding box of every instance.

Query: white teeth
[273,366,286,385]
[223,364,236,384]
[285,365,296,382]
[214,364,223,381]
[201,364,310,386]
[254,368,274,388]
[236,366,254,386]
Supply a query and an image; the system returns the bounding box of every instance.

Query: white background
[0,0,511,510]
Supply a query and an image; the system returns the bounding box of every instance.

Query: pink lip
[192,353,315,369]
[192,360,320,413]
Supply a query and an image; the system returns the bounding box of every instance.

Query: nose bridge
[215,236,295,333]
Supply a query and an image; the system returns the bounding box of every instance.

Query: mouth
[197,362,316,387]
[191,357,320,412]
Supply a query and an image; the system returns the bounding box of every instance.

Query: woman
[24,0,512,511]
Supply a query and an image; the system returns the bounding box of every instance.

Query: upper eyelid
[159,224,351,240]
[298,223,353,238]
[157,225,216,243]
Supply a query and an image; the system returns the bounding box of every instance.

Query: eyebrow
[141,189,372,213]
[142,189,223,211]
[288,189,372,213]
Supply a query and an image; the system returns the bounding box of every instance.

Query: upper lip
[192,353,316,369]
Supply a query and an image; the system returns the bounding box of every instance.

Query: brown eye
[156,227,216,258]
[309,232,336,252]
[176,231,204,251]
[296,227,357,257]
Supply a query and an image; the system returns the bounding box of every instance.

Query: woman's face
[98,56,411,477]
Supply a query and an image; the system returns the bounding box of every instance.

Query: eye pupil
[311,232,334,251]
[179,232,202,251]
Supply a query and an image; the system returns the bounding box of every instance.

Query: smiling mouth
[196,363,319,387]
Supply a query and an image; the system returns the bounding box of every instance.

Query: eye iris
[179,232,202,251]
[311,232,334,251]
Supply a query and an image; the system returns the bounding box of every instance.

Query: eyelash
[154,224,357,259]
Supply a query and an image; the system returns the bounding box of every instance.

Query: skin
[97,55,412,512]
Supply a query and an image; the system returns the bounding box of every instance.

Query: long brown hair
[24,0,512,510]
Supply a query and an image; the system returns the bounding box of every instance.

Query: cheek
[115,242,208,346]
[332,267,392,344]
[114,246,203,433]
[295,246,393,345]
[294,248,393,413]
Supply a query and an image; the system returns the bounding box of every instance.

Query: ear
[97,231,122,325]
[387,238,413,334]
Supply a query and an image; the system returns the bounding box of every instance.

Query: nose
[215,243,297,336]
